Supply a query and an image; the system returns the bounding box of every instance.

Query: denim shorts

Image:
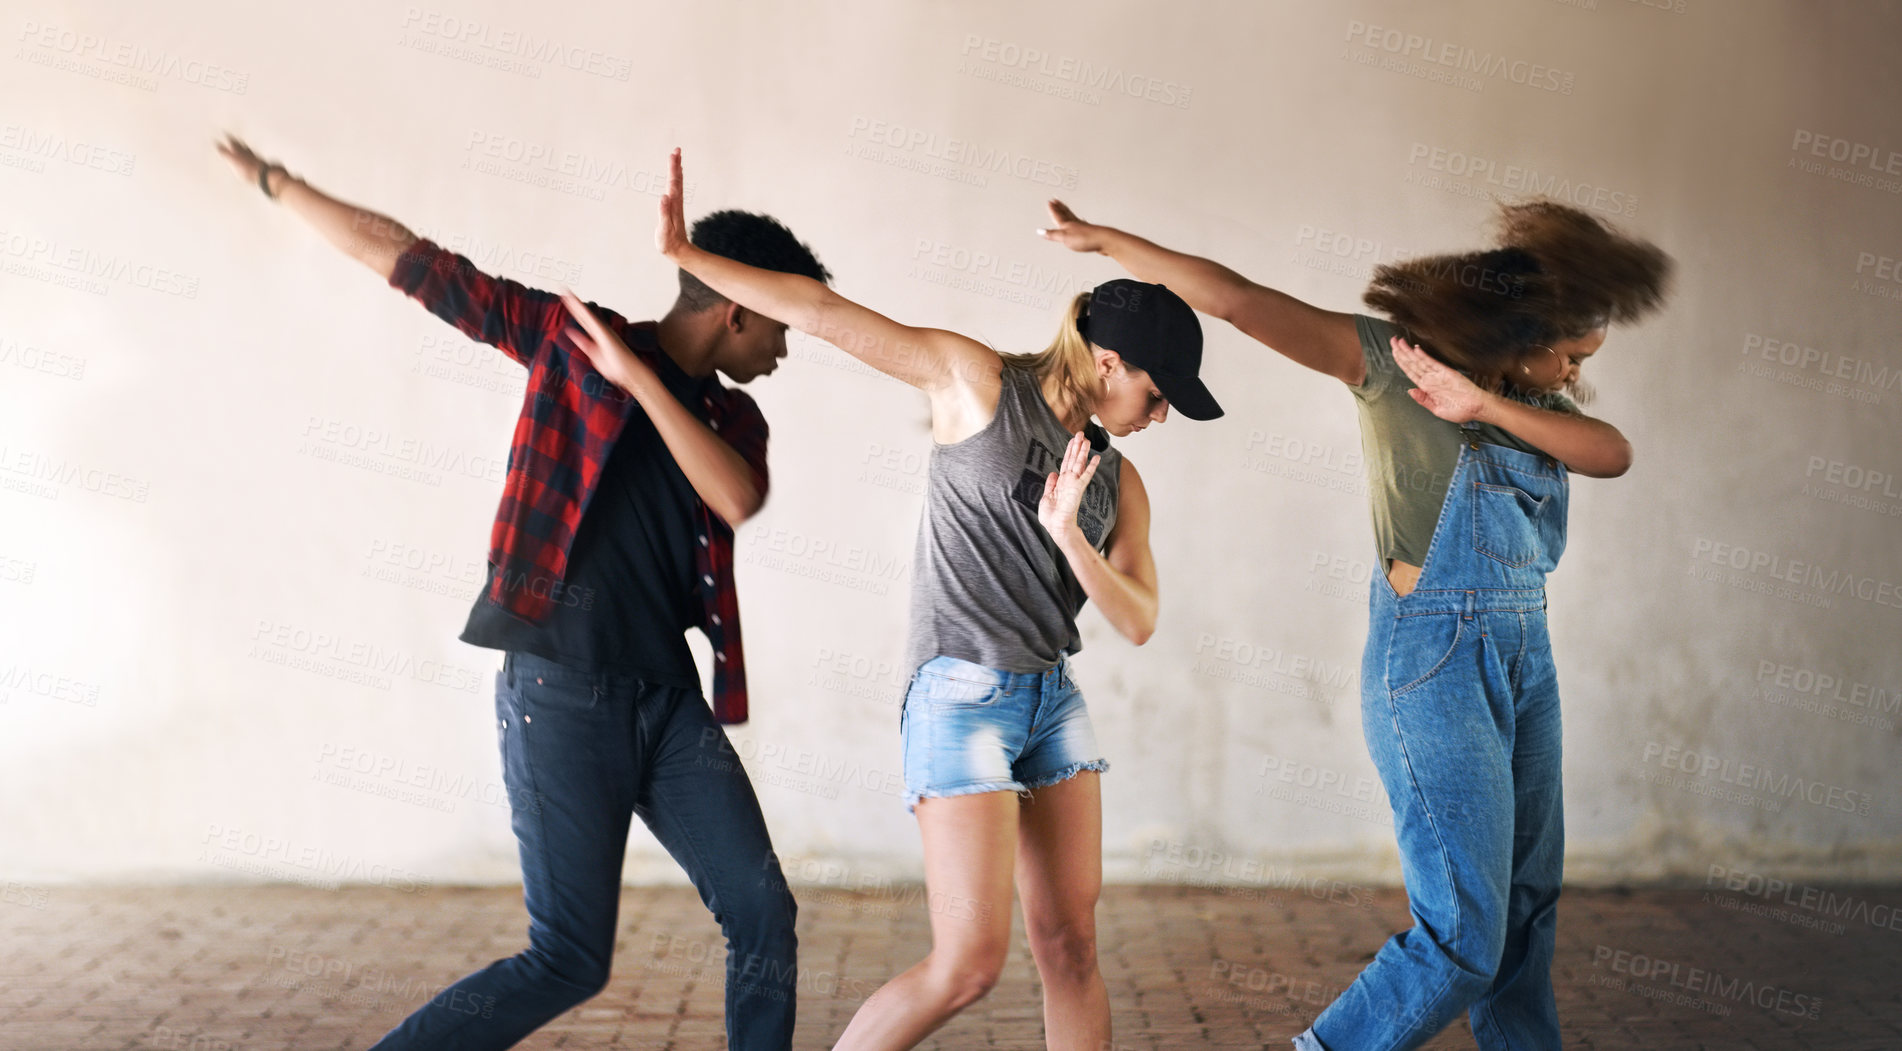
[899,654,1109,812]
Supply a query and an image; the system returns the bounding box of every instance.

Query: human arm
[559,292,767,524]
[1037,436,1159,645]
[654,149,1000,440]
[217,134,554,367]
[1391,337,1633,478]
[1038,200,1366,385]
[217,134,417,280]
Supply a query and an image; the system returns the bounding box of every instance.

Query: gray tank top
[904,364,1123,678]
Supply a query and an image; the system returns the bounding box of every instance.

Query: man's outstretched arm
[217,134,416,280]
[218,133,560,367]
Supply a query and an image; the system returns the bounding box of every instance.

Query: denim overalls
[1299,436,1569,1051]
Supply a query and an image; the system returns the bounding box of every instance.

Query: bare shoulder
[926,328,1003,391]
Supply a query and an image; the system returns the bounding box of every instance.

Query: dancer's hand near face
[559,288,765,522]
[560,291,660,398]
[1393,335,1635,477]
[1391,336,1487,423]
[1038,437,1160,645]
[1037,432,1102,543]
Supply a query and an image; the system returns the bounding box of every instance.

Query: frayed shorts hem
[906,779,1024,814]
[1022,757,1109,791]
[906,759,1109,814]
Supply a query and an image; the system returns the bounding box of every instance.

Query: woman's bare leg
[832,791,1019,1050]
[1014,771,1109,1049]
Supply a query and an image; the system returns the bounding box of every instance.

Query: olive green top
[1351,314,1577,568]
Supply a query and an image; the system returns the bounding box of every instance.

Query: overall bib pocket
[1471,481,1550,568]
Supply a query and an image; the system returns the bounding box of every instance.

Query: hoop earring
[1523,343,1559,377]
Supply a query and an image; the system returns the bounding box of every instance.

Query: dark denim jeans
[368,651,798,1050]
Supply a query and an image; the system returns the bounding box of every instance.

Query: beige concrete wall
[2,0,1897,889]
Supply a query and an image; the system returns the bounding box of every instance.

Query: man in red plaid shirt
[220,135,829,1050]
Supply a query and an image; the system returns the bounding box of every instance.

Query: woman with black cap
[1040,197,1669,1050]
[575,151,1220,1049]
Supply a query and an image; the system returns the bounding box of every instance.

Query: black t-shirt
[459,344,710,688]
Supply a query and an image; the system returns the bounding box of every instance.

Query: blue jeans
[368,651,798,1050]
[899,655,1109,812]
[1299,439,1568,1051]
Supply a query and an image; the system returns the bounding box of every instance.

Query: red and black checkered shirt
[388,239,767,724]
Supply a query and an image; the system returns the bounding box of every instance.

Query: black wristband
[257,163,282,199]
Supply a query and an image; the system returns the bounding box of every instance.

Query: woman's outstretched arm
[1039,200,1365,385]
[656,150,1000,439]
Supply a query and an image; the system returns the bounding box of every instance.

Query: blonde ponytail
[1002,291,1103,423]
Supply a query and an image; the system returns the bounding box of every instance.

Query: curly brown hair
[1362,199,1672,392]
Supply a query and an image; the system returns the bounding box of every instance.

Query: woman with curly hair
[1042,197,1670,1050]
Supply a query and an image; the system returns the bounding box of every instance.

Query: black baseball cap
[1076,279,1222,420]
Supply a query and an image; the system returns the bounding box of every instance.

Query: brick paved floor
[2,883,1898,1049]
